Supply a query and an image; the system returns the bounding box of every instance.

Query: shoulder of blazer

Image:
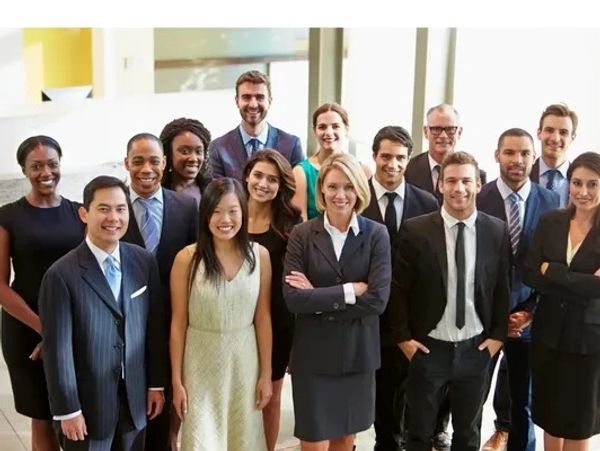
[477,180,502,203]
[531,183,560,207]
[406,152,428,172]
[406,183,438,209]
[210,127,239,150]
[403,210,440,233]
[163,187,196,212]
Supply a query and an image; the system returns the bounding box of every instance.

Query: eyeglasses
[428,126,459,136]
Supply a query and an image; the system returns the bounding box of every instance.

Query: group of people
[0,68,598,451]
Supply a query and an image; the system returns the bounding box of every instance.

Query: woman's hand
[29,341,43,360]
[285,271,314,290]
[255,376,272,410]
[540,262,549,275]
[353,282,368,296]
[172,383,188,421]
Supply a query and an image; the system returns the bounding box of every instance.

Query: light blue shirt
[539,158,569,207]
[130,187,164,245]
[239,123,269,157]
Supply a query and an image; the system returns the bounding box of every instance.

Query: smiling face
[570,166,600,214]
[373,139,409,191]
[495,135,535,191]
[321,167,357,218]
[171,131,205,182]
[314,111,348,154]
[209,192,243,242]
[22,145,61,197]
[537,114,575,168]
[439,163,481,220]
[125,138,166,197]
[79,186,129,253]
[245,161,280,204]
[236,82,271,129]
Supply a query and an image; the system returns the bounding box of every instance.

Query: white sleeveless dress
[180,243,267,451]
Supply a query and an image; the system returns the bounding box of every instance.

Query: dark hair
[566,152,600,227]
[242,149,301,240]
[17,135,62,167]
[126,133,163,155]
[159,118,212,192]
[440,151,480,181]
[312,102,349,128]
[235,70,272,98]
[372,126,414,156]
[190,178,256,286]
[497,128,534,150]
[538,103,578,135]
[82,176,130,210]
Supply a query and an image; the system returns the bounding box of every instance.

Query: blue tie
[248,138,260,154]
[545,169,558,191]
[508,193,522,256]
[136,197,160,254]
[103,255,121,302]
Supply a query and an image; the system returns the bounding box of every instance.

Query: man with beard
[478,128,559,451]
[208,70,304,180]
[531,103,578,207]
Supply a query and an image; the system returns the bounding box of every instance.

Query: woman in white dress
[170,177,273,451]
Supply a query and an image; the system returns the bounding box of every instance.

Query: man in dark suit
[478,128,560,451]
[530,103,578,207]
[121,133,197,451]
[208,70,304,180]
[39,176,166,451]
[405,104,487,205]
[390,151,510,451]
[362,126,438,451]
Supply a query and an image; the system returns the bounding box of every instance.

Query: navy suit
[362,179,438,450]
[39,242,166,448]
[208,124,304,180]
[477,180,559,451]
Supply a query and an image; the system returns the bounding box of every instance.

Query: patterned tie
[136,197,160,254]
[384,192,398,239]
[455,222,466,329]
[248,138,261,154]
[103,255,121,302]
[508,193,522,256]
[545,169,558,191]
[433,165,442,199]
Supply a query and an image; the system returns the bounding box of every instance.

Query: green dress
[298,159,320,219]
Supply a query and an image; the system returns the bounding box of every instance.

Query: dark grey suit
[39,242,166,448]
[208,124,304,180]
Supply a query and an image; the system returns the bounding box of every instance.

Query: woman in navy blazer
[283,153,391,450]
[525,152,600,450]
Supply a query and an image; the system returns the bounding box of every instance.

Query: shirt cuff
[343,283,356,305]
[149,387,164,391]
[54,410,82,421]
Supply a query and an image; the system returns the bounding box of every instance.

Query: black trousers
[483,351,512,432]
[144,384,173,451]
[406,336,491,451]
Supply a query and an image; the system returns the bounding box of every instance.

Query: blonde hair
[316,153,370,214]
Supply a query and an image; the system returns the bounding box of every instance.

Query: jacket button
[328,316,334,321]
[336,277,341,283]
[333,303,339,310]
[114,319,120,325]
[561,302,566,308]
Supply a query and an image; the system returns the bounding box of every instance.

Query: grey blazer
[283,215,392,375]
[39,241,166,439]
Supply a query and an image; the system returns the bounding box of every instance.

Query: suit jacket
[389,211,510,344]
[283,215,391,375]
[477,180,560,312]
[362,178,439,345]
[524,209,600,354]
[405,152,488,203]
[529,158,542,184]
[39,242,166,439]
[122,188,197,328]
[208,124,304,180]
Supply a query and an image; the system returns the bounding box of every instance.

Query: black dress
[0,196,85,419]
[249,227,294,381]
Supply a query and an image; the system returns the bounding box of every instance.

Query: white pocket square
[130,285,147,299]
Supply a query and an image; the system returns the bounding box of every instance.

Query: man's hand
[61,414,87,441]
[508,311,532,338]
[398,339,430,361]
[147,390,165,420]
[478,338,503,357]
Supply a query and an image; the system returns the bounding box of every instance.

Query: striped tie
[136,197,160,254]
[508,193,521,255]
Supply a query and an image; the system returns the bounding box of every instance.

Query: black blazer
[529,158,542,184]
[39,242,166,439]
[389,211,510,344]
[477,180,560,312]
[524,209,600,354]
[362,178,439,345]
[283,215,391,375]
[405,152,488,203]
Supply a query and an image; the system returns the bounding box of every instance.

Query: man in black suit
[362,126,438,451]
[478,129,560,451]
[208,70,304,180]
[390,151,510,451]
[39,176,166,451]
[121,133,197,451]
[530,103,578,207]
[405,104,487,205]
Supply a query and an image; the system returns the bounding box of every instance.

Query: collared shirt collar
[324,211,360,236]
[239,123,269,147]
[441,206,477,230]
[496,177,531,202]
[372,176,406,202]
[539,157,569,178]
[85,236,121,270]
[129,186,164,206]
[428,152,441,173]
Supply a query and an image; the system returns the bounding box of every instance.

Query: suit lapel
[417,153,435,194]
[530,159,541,183]
[124,197,144,247]
[364,180,384,223]
[119,245,137,317]
[475,215,489,293]
[78,243,123,318]
[156,189,174,259]
[521,185,540,250]
[233,128,250,171]
[402,184,418,222]
[339,218,366,268]
[311,218,342,277]
[430,213,448,292]
[265,124,278,149]
[486,182,508,222]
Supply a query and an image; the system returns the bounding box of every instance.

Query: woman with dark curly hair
[159,117,212,204]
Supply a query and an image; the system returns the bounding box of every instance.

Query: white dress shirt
[372,177,405,230]
[429,207,483,342]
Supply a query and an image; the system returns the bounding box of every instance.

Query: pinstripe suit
[39,241,166,447]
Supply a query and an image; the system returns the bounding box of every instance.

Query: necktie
[545,169,558,190]
[455,222,466,329]
[248,138,260,154]
[103,255,121,302]
[136,197,160,254]
[508,193,521,255]
[433,165,442,199]
[383,192,398,239]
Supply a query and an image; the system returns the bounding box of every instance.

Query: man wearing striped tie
[478,128,560,451]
